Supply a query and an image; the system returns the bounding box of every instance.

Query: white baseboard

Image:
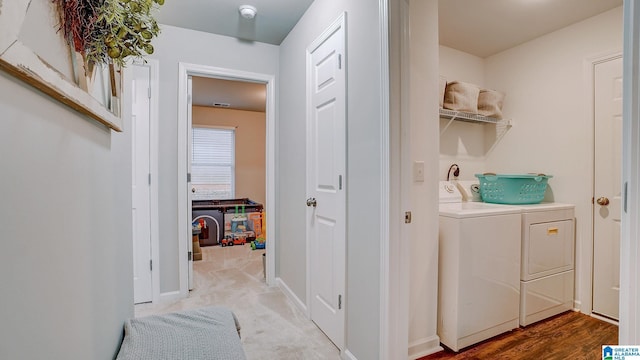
[342,349,358,360]
[158,290,182,303]
[408,335,443,360]
[276,277,308,315]
[591,313,619,326]
[573,300,583,312]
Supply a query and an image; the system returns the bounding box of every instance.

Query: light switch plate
[413,161,425,182]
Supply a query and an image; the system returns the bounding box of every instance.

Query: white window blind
[192,127,235,200]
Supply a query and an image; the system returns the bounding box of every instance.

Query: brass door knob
[306,198,317,207]
[596,197,610,206]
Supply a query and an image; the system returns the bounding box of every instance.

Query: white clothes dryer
[518,203,575,326]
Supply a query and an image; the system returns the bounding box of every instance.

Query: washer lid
[439,202,522,218]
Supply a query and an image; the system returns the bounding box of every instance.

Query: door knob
[192,188,196,193]
[596,196,610,206]
[306,198,317,207]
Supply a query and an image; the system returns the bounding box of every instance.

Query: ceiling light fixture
[239,5,257,20]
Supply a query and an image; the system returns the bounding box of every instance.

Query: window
[191,127,235,200]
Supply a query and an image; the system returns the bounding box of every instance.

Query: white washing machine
[518,203,575,326]
[438,181,521,352]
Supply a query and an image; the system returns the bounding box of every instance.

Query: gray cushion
[116,307,246,360]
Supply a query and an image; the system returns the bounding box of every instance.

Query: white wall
[439,46,488,180]
[278,0,386,358]
[408,1,442,358]
[149,25,279,293]
[0,17,133,360]
[484,6,623,314]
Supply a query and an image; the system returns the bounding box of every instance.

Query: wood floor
[420,311,617,360]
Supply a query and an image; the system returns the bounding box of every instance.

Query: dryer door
[523,220,574,281]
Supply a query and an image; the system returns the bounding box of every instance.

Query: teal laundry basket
[474,173,553,204]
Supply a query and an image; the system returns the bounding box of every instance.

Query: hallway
[135,245,340,359]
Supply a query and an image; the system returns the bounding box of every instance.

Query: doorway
[189,76,267,288]
[177,63,276,298]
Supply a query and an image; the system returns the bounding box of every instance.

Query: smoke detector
[239,5,257,20]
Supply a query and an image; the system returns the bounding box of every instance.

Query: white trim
[305,44,312,318]
[591,313,620,326]
[276,277,308,314]
[265,74,277,286]
[574,299,582,311]
[177,63,278,299]
[621,0,640,344]
[147,58,161,304]
[158,290,182,303]
[378,0,394,359]
[178,63,189,298]
[342,349,358,360]
[387,0,411,359]
[408,336,444,360]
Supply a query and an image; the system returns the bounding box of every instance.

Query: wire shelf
[439,108,502,124]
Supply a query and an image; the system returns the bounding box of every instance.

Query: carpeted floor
[135,244,340,360]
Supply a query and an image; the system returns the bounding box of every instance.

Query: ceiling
[162,0,622,111]
[155,0,315,45]
[192,77,266,112]
[439,0,623,58]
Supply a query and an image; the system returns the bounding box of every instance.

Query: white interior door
[593,56,623,320]
[132,64,153,304]
[306,15,346,350]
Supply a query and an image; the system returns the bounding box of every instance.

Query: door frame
[124,58,161,303]
[177,63,277,297]
[584,51,622,320]
[621,0,640,343]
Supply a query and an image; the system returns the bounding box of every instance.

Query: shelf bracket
[440,117,455,135]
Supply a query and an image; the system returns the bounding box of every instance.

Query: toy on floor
[220,234,246,247]
[251,237,266,250]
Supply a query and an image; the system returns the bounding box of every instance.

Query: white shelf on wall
[439,108,512,136]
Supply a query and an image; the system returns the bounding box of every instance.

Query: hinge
[591,197,594,204]
[187,173,191,182]
[188,251,192,261]
[405,211,412,224]
[339,175,342,190]
[338,294,342,310]
[149,260,152,271]
[148,87,151,99]
[624,182,628,213]
[148,173,151,185]
[338,54,342,69]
